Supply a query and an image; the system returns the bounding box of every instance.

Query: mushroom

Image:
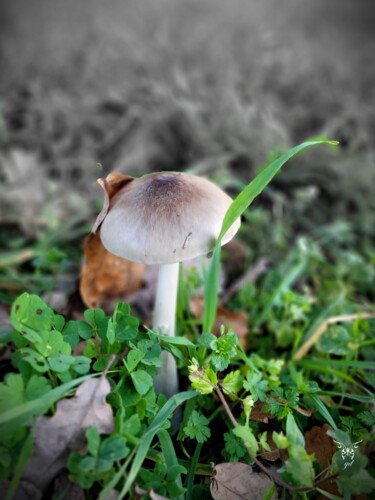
[92,171,241,397]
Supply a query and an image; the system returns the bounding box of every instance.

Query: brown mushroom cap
[98,171,241,265]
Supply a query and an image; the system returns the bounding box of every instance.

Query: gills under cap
[94,171,241,265]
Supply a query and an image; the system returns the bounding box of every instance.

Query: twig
[214,384,339,492]
[293,312,375,361]
[0,249,34,268]
[215,385,239,428]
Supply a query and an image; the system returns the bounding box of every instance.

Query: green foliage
[358,411,375,428]
[275,414,315,488]
[210,330,238,371]
[0,374,50,412]
[263,387,300,419]
[243,371,269,402]
[222,431,247,461]
[188,359,217,395]
[183,411,211,443]
[68,427,130,488]
[221,370,243,397]
[233,425,259,457]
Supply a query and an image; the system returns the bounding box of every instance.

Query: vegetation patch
[1,140,374,499]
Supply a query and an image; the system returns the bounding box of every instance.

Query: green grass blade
[296,360,366,387]
[201,140,337,340]
[306,394,338,430]
[217,139,338,243]
[148,331,196,347]
[98,449,136,500]
[118,391,198,499]
[297,358,375,370]
[185,442,203,500]
[318,391,373,403]
[203,244,221,333]
[157,428,185,500]
[316,489,342,500]
[5,431,33,500]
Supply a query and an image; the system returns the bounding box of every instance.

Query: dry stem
[293,312,375,361]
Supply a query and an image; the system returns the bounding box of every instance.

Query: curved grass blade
[203,139,337,334]
[185,442,203,500]
[216,139,338,244]
[306,394,338,430]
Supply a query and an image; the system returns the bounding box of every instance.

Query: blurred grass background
[0,0,374,303]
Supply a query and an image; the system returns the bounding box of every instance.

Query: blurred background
[0,0,374,310]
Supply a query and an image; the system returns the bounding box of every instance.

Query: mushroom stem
[153,262,179,397]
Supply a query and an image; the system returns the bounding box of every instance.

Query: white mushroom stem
[153,262,179,398]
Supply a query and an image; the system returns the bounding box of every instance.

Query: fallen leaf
[304,424,337,469]
[80,231,145,310]
[190,296,248,349]
[249,400,275,424]
[305,424,339,498]
[23,374,114,491]
[211,462,277,500]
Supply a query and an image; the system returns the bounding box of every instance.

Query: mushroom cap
[98,171,241,265]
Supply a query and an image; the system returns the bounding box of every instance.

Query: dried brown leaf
[305,424,337,469]
[211,462,277,500]
[305,424,340,498]
[80,231,145,310]
[249,400,275,424]
[23,375,114,491]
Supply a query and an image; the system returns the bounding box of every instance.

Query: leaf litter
[80,231,145,310]
[22,372,114,491]
[211,462,277,500]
